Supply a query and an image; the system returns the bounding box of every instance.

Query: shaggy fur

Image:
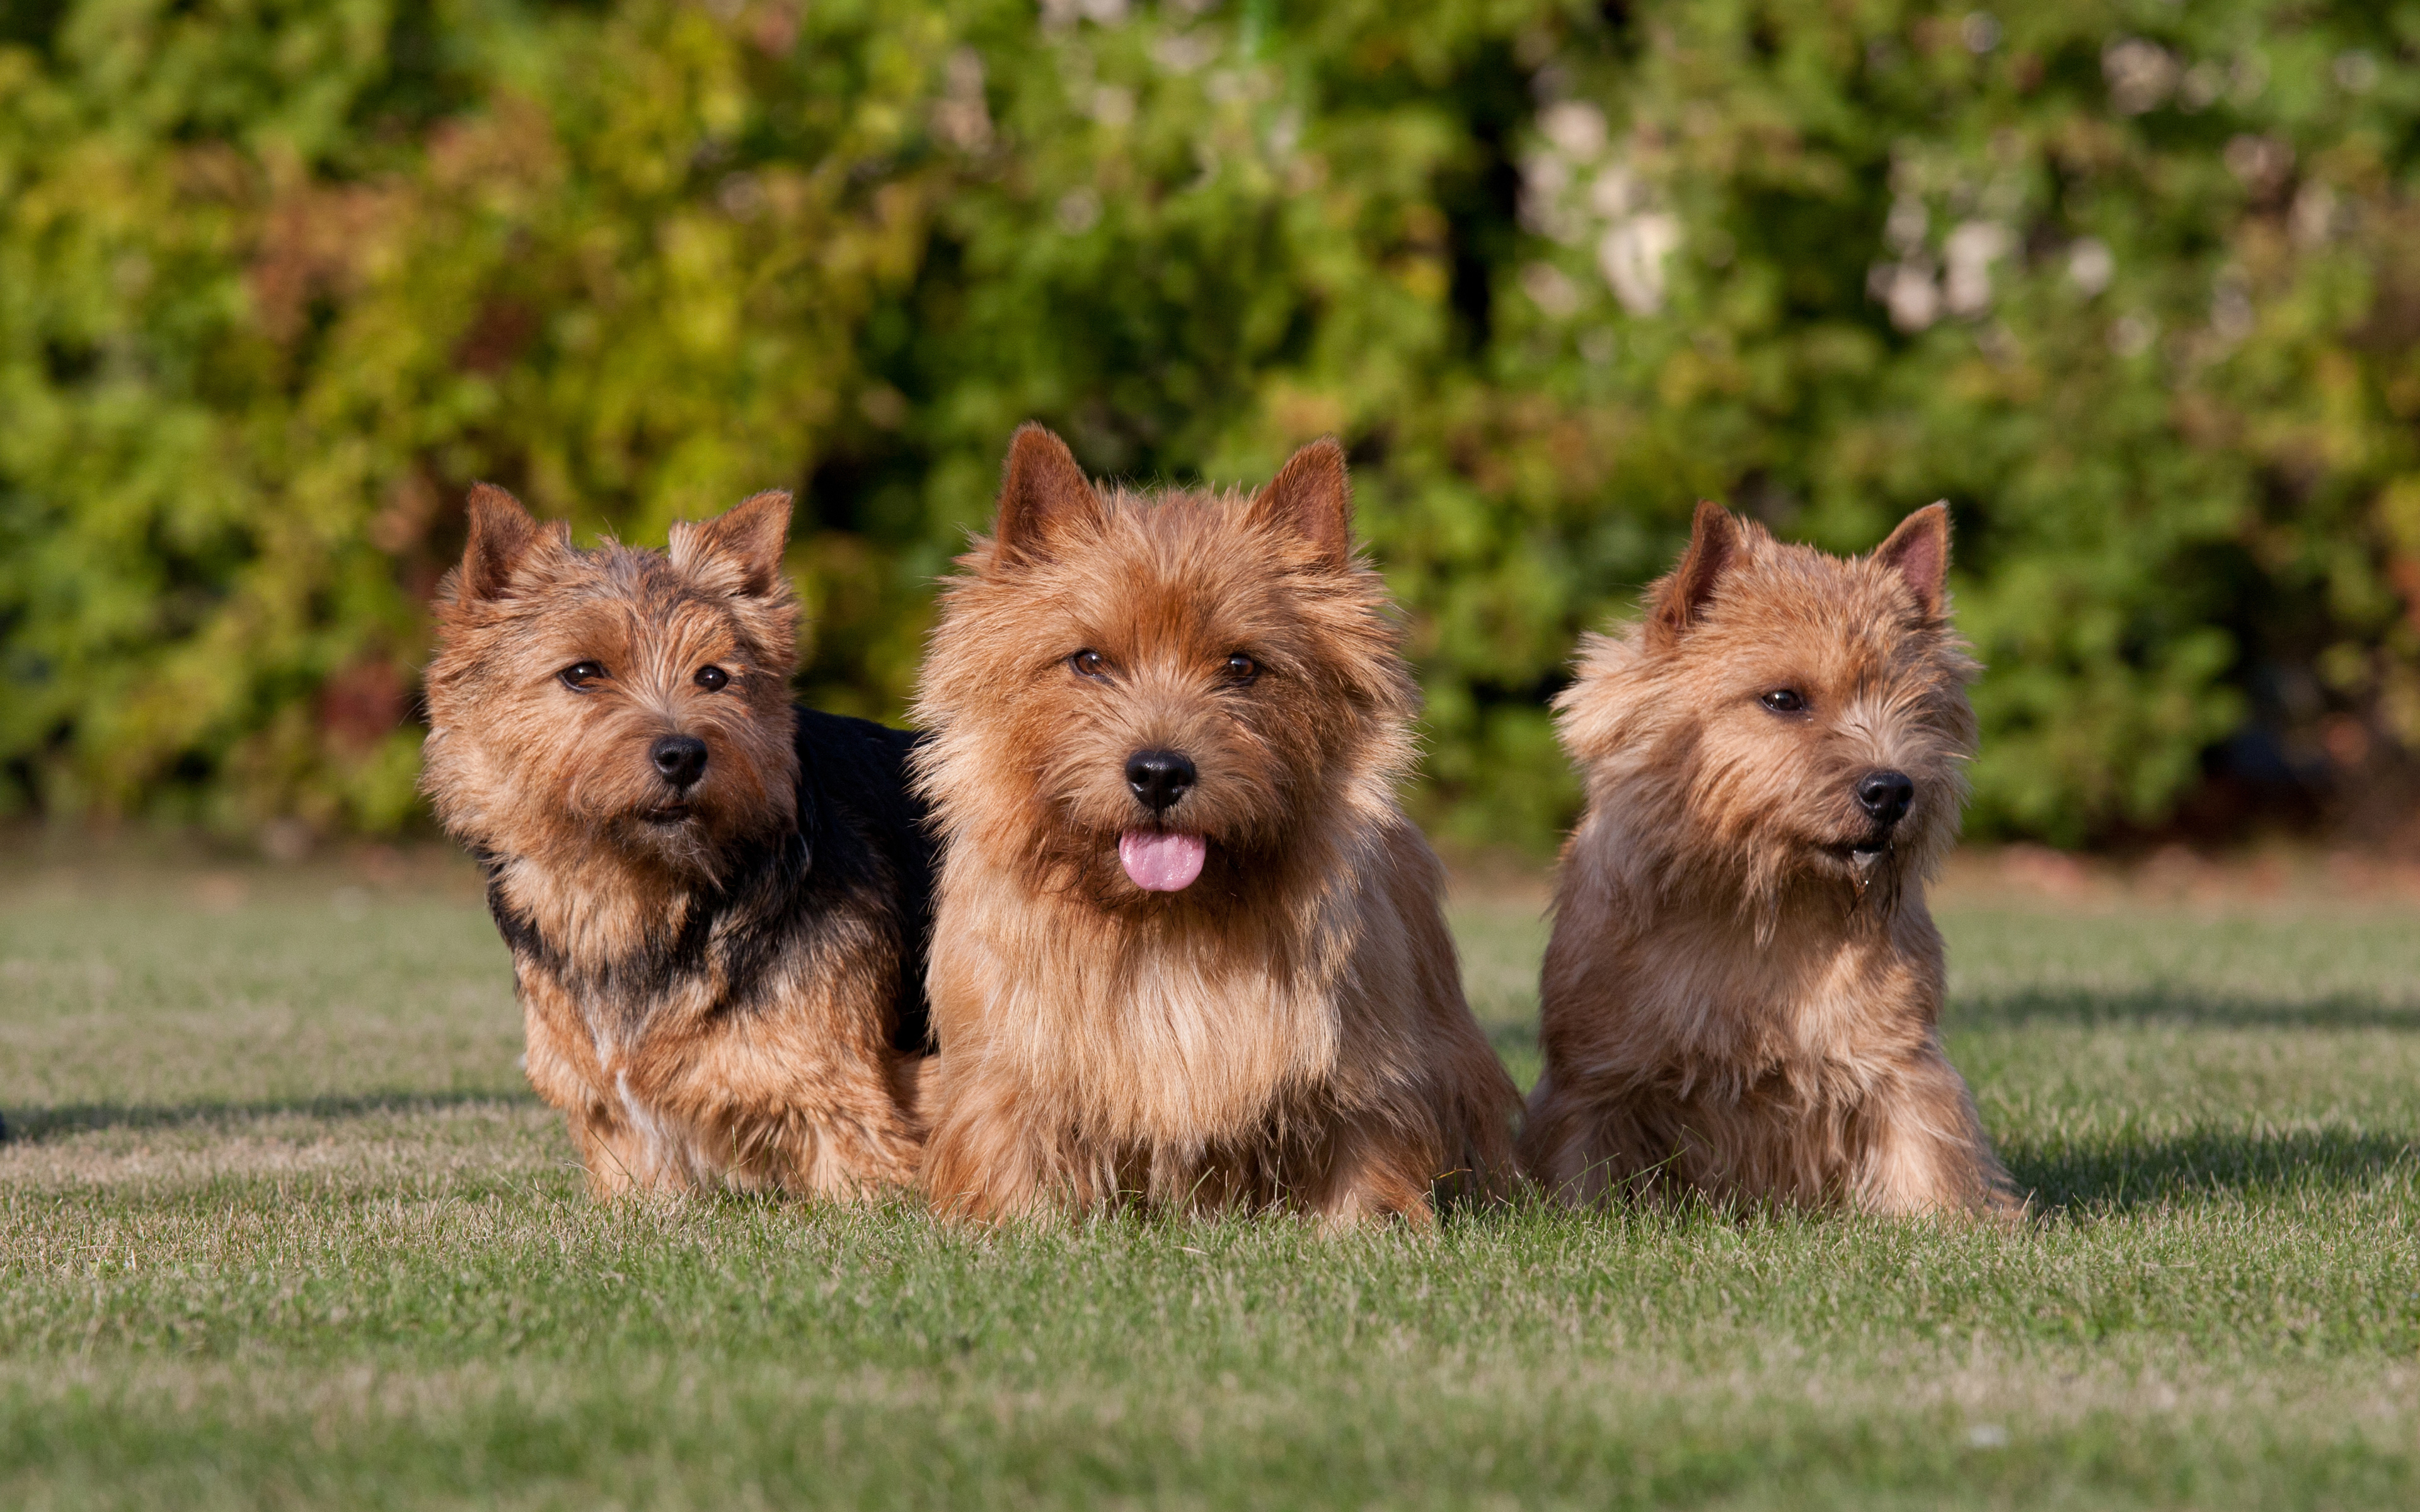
[911,426,1520,1225]
[1521,500,2017,1217]
[421,486,933,1198]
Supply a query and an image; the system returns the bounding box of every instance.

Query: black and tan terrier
[909,425,1520,1225]
[421,486,932,1198]
[1521,501,2018,1217]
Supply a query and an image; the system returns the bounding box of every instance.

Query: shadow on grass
[1,1089,536,1143]
[2007,1126,2419,1213]
[1951,988,2420,1031]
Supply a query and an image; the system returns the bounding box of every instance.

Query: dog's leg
[565,1107,656,1198]
[1306,1120,1437,1230]
[1517,1074,1609,1206]
[1521,1076,1687,1208]
[920,1078,1058,1222]
[771,1046,931,1196]
[792,1075,927,1198]
[515,983,663,1196]
[1851,1055,2015,1218]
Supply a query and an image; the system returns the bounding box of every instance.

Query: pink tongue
[1119,830,1207,892]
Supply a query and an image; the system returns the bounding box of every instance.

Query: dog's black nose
[1856,770,1915,827]
[1125,749,1197,814]
[651,735,709,791]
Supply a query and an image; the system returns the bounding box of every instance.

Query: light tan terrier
[1521,500,2017,1217]
[910,425,1521,1225]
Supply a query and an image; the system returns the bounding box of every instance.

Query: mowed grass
[1,856,2417,1509]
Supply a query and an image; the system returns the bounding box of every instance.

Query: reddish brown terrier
[1521,500,2019,1218]
[420,486,934,1198]
[910,425,1521,1225]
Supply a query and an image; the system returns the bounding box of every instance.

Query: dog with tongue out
[909,425,1521,1226]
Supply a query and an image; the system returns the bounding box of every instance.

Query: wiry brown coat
[1521,501,2017,1217]
[422,487,931,1198]
[911,427,1520,1225]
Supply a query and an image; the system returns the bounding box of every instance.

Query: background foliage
[6,0,2420,849]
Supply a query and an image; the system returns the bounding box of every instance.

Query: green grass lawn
[2,856,2416,1509]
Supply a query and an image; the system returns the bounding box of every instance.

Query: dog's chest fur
[488,839,825,1024]
[1584,889,1942,1109]
[485,832,913,1191]
[930,861,1359,1147]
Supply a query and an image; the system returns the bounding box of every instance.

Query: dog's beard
[1841,840,1899,914]
[1814,835,1897,890]
[1695,829,1916,944]
[606,806,730,882]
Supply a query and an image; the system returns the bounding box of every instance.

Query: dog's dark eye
[694,666,730,692]
[1760,689,1806,714]
[560,662,607,691]
[1069,649,1109,679]
[1221,652,1259,685]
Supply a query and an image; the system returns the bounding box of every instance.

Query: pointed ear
[454,483,565,603]
[1873,501,1951,618]
[1247,438,1352,568]
[670,490,792,598]
[992,424,1102,564]
[1647,500,1743,644]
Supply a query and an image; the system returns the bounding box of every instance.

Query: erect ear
[1872,501,1951,618]
[670,490,792,598]
[992,423,1102,564]
[1647,500,1743,644]
[454,483,567,603]
[1247,438,1353,568]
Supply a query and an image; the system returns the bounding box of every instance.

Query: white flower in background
[1884,196,1928,255]
[2179,60,2225,111]
[933,49,993,152]
[1518,150,1579,242]
[1869,193,1935,329]
[2224,134,2295,193]
[1870,260,1940,332]
[1520,100,1681,319]
[1266,106,1302,158]
[1943,221,2012,316]
[717,172,765,219]
[2211,271,2254,344]
[2291,182,2338,246]
[1589,164,1642,219]
[1042,0,1128,29]
[1869,175,2013,330]
[1091,84,1136,128]
[2104,38,2178,115]
[2068,238,2114,295]
[1056,186,1102,233]
[1538,101,1607,163]
[1521,261,1583,318]
[1599,212,1681,315]
[1154,29,1219,72]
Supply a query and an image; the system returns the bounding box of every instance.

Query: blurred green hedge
[5,0,2420,850]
